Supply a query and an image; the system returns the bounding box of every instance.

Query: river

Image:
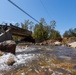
[1,45,76,75]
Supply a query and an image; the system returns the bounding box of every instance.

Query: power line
[39,0,52,20]
[8,0,39,23]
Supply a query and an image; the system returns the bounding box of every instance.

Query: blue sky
[0,0,76,35]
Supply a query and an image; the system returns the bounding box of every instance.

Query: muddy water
[1,45,76,75]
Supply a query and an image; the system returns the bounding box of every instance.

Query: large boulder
[0,53,16,67]
[7,56,15,66]
[68,42,76,48]
[0,40,16,54]
[54,41,62,46]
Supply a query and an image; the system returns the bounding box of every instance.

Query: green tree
[63,31,70,37]
[33,22,48,42]
[48,20,62,40]
[50,20,56,30]
[40,18,47,26]
[63,28,76,37]
[49,30,61,40]
[33,18,61,42]
[21,19,34,30]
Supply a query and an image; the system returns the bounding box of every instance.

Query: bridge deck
[0,25,32,37]
[10,25,32,37]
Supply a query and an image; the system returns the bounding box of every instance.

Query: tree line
[12,18,76,42]
[63,28,76,38]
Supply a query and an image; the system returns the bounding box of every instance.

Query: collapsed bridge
[0,24,35,43]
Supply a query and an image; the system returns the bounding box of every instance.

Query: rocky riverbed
[0,44,76,75]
